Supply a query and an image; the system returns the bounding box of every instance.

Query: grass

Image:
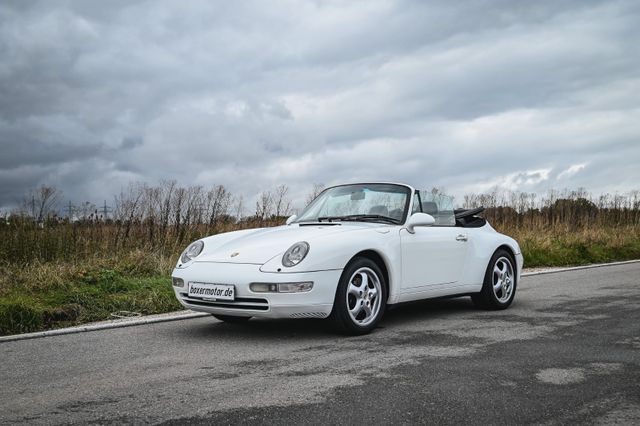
[510,226,640,267]
[0,251,180,335]
[0,225,639,336]
[0,274,178,335]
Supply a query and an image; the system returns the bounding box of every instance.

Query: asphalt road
[1,263,639,425]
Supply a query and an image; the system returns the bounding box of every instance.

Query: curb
[0,311,209,343]
[1,259,638,343]
[520,259,640,277]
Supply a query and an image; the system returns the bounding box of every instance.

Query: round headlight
[282,241,309,267]
[181,240,204,264]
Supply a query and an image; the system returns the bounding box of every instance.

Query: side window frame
[411,190,423,215]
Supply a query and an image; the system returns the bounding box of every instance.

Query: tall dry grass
[1,185,639,268]
[460,188,640,266]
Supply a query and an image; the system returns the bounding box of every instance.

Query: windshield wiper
[317,215,400,224]
[344,214,400,224]
[297,220,341,225]
[317,216,342,222]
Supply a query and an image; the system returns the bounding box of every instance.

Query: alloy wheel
[346,267,382,326]
[492,256,514,303]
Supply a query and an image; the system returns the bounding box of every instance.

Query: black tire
[472,249,517,310]
[329,257,387,335]
[212,314,251,323]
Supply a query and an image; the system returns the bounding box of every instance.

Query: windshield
[296,184,411,224]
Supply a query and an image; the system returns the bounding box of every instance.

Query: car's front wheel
[472,249,516,309]
[212,314,251,323]
[330,257,387,335]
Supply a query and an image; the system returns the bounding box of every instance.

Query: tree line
[0,181,324,263]
[14,181,310,224]
[1,182,638,265]
[462,188,640,230]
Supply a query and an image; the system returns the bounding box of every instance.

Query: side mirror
[405,213,435,234]
[285,214,298,225]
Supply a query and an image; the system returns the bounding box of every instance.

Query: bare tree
[22,185,62,222]
[206,185,232,227]
[141,184,161,242]
[305,183,325,206]
[113,183,145,244]
[273,184,292,217]
[255,191,273,220]
[172,187,186,235]
[183,185,204,229]
[159,180,177,237]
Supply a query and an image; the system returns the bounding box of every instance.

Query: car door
[400,226,469,291]
[399,191,469,294]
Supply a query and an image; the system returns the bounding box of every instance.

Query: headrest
[369,205,389,216]
[422,201,438,215]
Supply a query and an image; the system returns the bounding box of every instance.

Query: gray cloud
[0,0,639,211]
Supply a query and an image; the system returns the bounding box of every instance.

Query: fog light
[172,277,184,287]
[250,283,278,292]
[278,282,313,293]
[249,282,313,293]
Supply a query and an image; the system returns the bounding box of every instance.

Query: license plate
[188,282,235,301]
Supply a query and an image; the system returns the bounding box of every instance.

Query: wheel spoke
[368,286,378,299]
[493,265,502,276]
[348,282,360,297]
[360,272,369,289]
[350,302,363,317]
[362,303,372,319]
[493,280,503,292]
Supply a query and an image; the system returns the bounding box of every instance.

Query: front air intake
[179,293,269,311]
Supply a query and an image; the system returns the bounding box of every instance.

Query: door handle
[456,234,468,242]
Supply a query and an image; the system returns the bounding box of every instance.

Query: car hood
[195,223,383,264]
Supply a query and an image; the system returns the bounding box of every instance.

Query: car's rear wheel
[212,314,251,323]
[472,249,516,309]
[329,257,387,335]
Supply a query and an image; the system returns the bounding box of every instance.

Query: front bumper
[171,262,342,319]
[516,252,524,282]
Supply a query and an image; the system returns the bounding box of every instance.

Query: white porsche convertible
[172,183,523,335]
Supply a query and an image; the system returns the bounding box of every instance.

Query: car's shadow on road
[177,316,332,341]
[170,296,482,342]
[383,296,478,325]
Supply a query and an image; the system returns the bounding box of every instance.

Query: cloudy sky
[0,0,639,211]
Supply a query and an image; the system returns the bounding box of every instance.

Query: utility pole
[101,200,112,221]
[65,201,75,219]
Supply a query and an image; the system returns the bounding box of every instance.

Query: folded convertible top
[454,207,485,219]
[453,207,487,228]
